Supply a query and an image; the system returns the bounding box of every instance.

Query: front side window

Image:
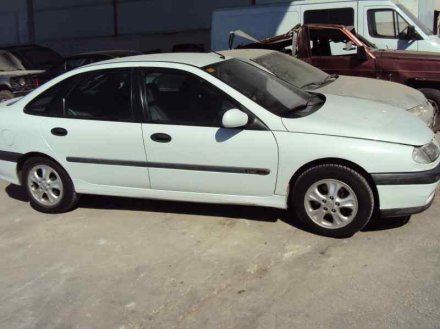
[143,69,237,126]
[368,9,411,39]
[205,59,311,116]
[309,28,358,57]
[64,69,133,122]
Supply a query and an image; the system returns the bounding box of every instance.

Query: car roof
[90,52,228,68]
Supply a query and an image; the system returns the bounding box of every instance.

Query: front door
[307,26,376,78]
[26,68,149,189]
[139,67,279,196]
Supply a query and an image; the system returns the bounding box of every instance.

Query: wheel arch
[16,152,67,185]
[288,157,380,212]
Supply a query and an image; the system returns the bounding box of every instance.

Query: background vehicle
[1,44,62,71]
[40,50,142,83]
[221,48,434,128]
[231,24,440,130]
[212,0,438,52]
[0,53,438,238]
[0,50,43,102]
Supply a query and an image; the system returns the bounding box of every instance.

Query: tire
[419,88,440,131]
[0,89,14,102]
[291,164,375,238]
[22,157,79,213]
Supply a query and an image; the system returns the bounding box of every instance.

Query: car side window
[142,69,238,127]
[304,8,354,26]
[24,78,73,116]
[64,69,134,122]
[310,28,357,57]
[368,9,410,39]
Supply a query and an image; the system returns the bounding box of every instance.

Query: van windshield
[397,4,433,36]
[204,59,315,116]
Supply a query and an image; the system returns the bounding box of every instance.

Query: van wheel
[22,157,79,213]
[291,164,374,238]
[0,89,14,102]
[419,88,440,130]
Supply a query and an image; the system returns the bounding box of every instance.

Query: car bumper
[373,162,440,218]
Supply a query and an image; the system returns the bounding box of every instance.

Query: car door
[138,67,279,196]
[25,68,149,189]
[363,7,419,51]
[307,26,376,78]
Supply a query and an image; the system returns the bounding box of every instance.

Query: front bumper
[373,162,440,218]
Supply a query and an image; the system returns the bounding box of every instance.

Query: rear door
[25,68,149,189]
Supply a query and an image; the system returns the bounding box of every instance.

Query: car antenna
[212,51,226,60]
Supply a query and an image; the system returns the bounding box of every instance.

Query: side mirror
[357,46,369,61]
[222,109,249,128]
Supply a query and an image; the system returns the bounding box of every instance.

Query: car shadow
[5,184,410,234]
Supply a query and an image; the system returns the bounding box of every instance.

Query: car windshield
[251,52,330,90]
[0,51,25,71]
[16,48,62,70]
[204,58,312,116]
[397,4,433,36]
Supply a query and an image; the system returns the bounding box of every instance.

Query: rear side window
[64,69,133,122]
[304,8,355,26]
[25,79,72,116]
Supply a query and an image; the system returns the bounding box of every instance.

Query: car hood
[0,70,44,77]
[314,76,425,109]
[282,94,433,146]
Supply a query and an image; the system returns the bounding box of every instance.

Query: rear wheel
[291,164,375,238]
[0,89,14,102]
[22,157,79,213]
[419,88,440,130]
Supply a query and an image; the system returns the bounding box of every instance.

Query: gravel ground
[0,180,439,329]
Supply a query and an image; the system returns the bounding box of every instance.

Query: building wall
[0,0,438,56]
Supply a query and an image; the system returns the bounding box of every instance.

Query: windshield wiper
[323,74,339,84]
[301,75,338,90]
[301,81,323,90]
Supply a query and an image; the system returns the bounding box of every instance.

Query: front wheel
[419,88,440,131]
[291,164,375,238]
[22,157,79,213]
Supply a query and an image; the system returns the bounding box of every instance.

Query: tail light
[33,77,40,87]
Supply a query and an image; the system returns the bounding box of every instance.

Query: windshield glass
[0,51,25,71]
[397,4,433,36]
[204,59,311,116]
[16,48,62,70]
[252,52,328,89]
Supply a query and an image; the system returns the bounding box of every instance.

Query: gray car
[0,50,43,102]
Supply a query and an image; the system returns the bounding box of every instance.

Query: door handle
[151,133,172,143]
[51,127,68,137]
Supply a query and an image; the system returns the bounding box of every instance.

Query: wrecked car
[220,48,435,128]
[230,24,440,129]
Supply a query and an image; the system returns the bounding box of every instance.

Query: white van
[211,0,440,52]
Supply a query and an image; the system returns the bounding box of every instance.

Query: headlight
[408,101,435,127]
[413,141,440,163]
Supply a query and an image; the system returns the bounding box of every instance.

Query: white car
[220,49,435,128]
[0,53,439,238]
